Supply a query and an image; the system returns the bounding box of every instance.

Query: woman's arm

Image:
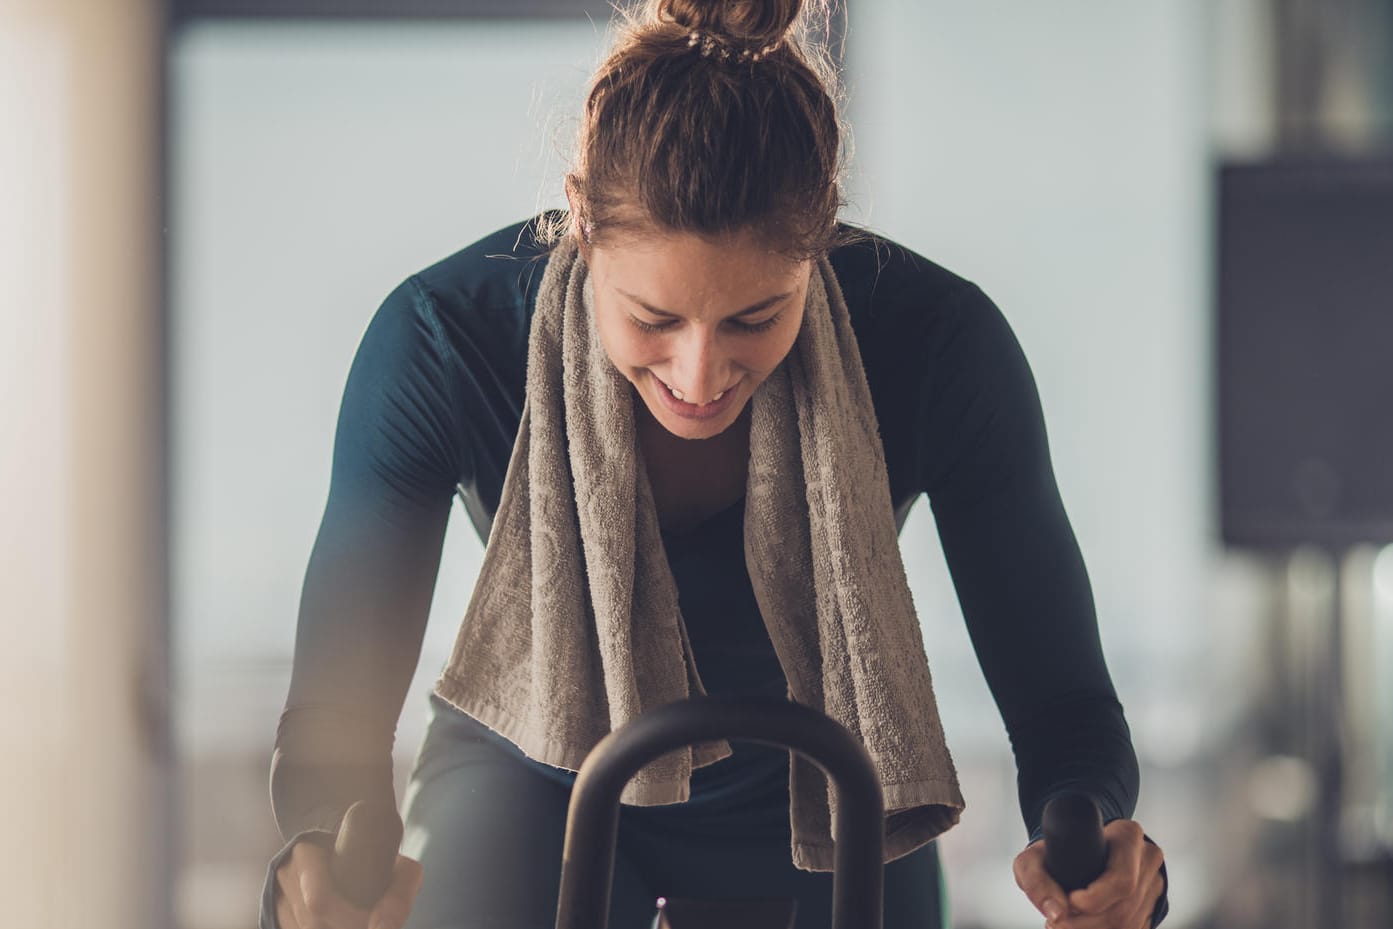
[270,218,546,849]
[271,274,466,838]
[912,284,1168,927]
[917,284,1138,834]
[261,276,470,929]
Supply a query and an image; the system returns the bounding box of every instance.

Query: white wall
[169,19,603,758]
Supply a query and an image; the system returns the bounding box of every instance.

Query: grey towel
[435,236,964,870]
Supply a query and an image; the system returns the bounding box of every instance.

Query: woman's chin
[652,408,730,441]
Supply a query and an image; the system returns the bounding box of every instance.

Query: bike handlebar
[323,701,1109,923]
[553,696,885,929]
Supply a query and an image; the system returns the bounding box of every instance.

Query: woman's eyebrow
[618,288,793,319]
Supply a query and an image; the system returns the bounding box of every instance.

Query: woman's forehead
[591,235,811,318]
[592,227,808,281]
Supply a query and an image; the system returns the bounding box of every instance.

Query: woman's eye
[733,312,783,334]
[629,315,675,334]
[627,311,783,334]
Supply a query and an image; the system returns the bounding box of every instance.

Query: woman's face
[586,226,813,441]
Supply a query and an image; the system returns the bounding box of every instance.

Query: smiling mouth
[651,370,741,420]
[654,373,728,406]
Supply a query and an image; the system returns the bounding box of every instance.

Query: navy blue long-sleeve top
[269,214,1142,859]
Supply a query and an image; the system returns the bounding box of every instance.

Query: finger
[1047,896,1132,929]
[296,841,373,929]
[367,895,413,929]
[279,886,324,929]
[1121,861,1167,929]
[1127,866,1167,929]
[1052,845,1166,929]
[1068,820,1146,914]
[393,854,424,897]
[1013,840,1069,923]
[275,890,298,929]
[275,856,314,929]
[377,854,424,910]
[1055,868,1165,929]
[367,900,409,929]
[367,856,425,929]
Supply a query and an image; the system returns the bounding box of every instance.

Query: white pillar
[0,1,169,927]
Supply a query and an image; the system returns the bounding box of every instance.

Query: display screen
[1217,158,1393,548]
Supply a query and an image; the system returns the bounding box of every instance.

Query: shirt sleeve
[911,283,1141,841]
[267,274,468,864]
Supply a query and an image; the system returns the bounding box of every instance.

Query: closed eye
[628,315,676,334]
[620,287,793,335]
[627,311,784,335]
[732,311,784,333]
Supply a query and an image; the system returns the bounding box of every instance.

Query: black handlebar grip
[1041,792,1108,893]
[329,800,403,910]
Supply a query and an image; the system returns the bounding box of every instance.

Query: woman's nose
[669,331,729,405]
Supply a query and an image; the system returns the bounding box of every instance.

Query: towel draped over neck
[434,236,964,870]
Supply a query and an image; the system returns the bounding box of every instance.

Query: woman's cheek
[622,333,664,374]
[595,314,647,379]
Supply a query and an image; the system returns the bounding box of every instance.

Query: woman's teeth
[662,379,724,405]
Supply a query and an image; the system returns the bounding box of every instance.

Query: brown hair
[540,0,855,260]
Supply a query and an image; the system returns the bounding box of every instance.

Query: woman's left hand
[1012,818,1165,929]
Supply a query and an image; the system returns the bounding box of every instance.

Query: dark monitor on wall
[1217,157,1393,550]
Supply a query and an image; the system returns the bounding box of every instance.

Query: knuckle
[1013,861,1050,894]
[289,841,324,871]
[1115,819,1144,842]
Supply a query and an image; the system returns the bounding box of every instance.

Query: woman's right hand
[274,839,423,929]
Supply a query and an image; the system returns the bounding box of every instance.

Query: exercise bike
[330,696,1107,929]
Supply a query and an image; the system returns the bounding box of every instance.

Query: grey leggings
[398,694,947,929]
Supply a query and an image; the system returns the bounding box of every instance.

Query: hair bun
[658,0,803,49]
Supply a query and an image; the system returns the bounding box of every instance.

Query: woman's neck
[636,396,751,533]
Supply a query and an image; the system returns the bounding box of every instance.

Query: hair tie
[686,30,781,63]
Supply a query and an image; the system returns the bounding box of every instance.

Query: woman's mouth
[650,371,738,420]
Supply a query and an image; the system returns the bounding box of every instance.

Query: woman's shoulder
[829,225,1038,502]
[829,225,1011,383]
[407,212,558,323]
[354,214,556,428]
[828,223,989,331]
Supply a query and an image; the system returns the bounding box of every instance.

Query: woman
[263,2,1168,927]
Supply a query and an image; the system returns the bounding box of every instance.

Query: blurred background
[3,1,1391,927]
